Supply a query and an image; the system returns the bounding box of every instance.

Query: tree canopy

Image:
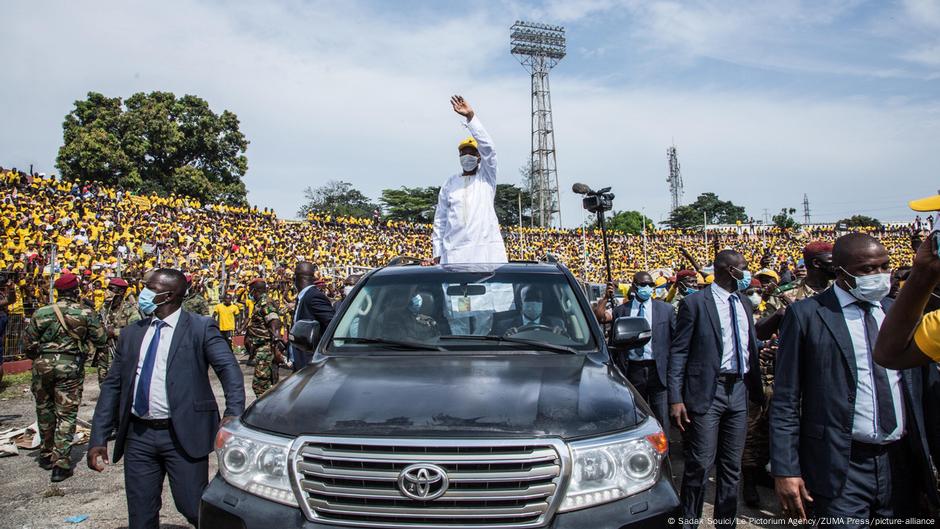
[380,186,440,223]
[298,180,378,218]
[838,215,882,229]
[56,91,249,205]
[594,210,654,235]
[773,207,801,230]
[665,192,748,229]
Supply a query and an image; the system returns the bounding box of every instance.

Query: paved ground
[0,360,783,529]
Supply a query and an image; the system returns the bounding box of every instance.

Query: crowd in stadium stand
[0,165,920,357]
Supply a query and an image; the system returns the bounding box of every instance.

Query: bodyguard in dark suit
[770,233,939,525]
[88,268,245,528]
[291,261,335,370]
[610,271,675,431]
[668,250,762,528]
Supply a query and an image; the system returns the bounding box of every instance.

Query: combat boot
[51,466,74,482]
[38,455,54,470]
[742,467,760,507]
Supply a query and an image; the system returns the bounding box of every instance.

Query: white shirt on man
[710,283,751,374]
[131,307,182,420]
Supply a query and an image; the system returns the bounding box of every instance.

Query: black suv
[200,262,679,528]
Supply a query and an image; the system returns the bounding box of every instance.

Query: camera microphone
[571,183,592,195]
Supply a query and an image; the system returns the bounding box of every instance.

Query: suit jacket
[667,284,762,414]
[769,289,939,504]
[295,285,335,330]
[90,310,245,462]
[612,298,675,387]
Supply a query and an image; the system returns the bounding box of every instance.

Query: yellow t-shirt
[914,309,940,362]
[214,303,241,332]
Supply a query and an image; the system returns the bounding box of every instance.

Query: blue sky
[2,0,938,226]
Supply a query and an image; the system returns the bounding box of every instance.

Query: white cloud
[0,0,937,227]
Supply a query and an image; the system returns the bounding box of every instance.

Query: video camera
[572,183,614,214]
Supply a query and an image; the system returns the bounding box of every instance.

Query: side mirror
[290,319,322,352]
[610,317,652,349]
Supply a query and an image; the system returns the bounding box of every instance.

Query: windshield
[329,269,598,353]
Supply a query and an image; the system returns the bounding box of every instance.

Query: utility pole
[47,244,56,303]
[802,193,811,225]
[667,145,683,214]
[762,208,770,225]
[511,21,565,228]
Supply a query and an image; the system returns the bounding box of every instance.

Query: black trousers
[626,359,669,433]
[811,440,916,528]
[679,378,748,528]
[124,421,209,528]
[220,330,232,350]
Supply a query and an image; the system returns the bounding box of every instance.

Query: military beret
[54,272,79,290]
[109,277,129,288]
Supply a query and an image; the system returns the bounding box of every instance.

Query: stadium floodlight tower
[667,144,683,213]
[511,20,565,229]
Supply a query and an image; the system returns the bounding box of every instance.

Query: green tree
[494,184,532,226]
[838,215,882,229]
[772,207,801,230]
[593,210,654,235]
[298,180,377,218]
[56,91,249,204]
[380,186,440,223]
[666,192,748,229]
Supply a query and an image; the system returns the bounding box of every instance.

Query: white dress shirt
[131,307,182,419]
[431,115,508,265]
[628,298,654,361]
[832,285,905,443]
[711,283,751,374]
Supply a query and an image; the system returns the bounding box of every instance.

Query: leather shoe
[51,466,74,482]
[38,456,54,471]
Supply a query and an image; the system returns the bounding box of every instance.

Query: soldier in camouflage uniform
[182,273,211,316]
[22,272,107,481]
[245,279,286,397]
[97,277,141,383]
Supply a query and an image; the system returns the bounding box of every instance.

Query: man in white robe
[430,95,508,265]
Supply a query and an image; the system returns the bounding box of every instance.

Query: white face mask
[459,154,479,172]
[748,293,762,306]
[840,268,891,303]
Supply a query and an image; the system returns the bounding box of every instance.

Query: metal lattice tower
[511,21,565,228]
[667,145,684,212]
[803,193,811,224]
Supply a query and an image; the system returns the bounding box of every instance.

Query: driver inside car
[492,285,567,337]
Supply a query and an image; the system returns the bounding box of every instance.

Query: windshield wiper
[332,337,445,352]
[438,335,578,355]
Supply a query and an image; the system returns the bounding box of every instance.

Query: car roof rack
[509,259,539,264]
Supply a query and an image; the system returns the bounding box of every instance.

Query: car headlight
[215,418,298,507]
[559,418,668,512]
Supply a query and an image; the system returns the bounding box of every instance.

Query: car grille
[291,437,568,528]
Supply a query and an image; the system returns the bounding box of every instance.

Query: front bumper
[200,473,679,529]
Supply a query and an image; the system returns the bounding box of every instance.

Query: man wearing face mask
[667,269,700,312]
[88,268,245,528]
[610,271,675,432]
[493,285,565,336]
[291,262,334,371]
[668,250,763,528]
[429,95,507,265]
[771,233,939,524]
[97,277,142,383]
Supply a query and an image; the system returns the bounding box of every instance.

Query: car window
[330,270,597,352]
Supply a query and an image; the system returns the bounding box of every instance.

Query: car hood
[242,353,644,439]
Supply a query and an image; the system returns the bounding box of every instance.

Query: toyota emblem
[398,463,449,501]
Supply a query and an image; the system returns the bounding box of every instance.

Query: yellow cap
[910,192,940,212]
[704,274,715,284]
[654,276,667,287]
[458,136,478,151]
[755,268,780,282]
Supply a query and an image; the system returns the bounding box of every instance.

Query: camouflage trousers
[95,343,114,383]
[742,385,772,470]
[31,355,84,470]
[252,345,275,398]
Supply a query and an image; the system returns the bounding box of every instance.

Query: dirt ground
[0,360,784,529]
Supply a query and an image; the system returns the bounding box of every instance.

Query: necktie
[857,302,897,434]
[633,301,647,358]
[134,320,167,417]
[729,295,745,376]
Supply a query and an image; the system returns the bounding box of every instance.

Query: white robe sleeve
[431,184,448,258]
[464,115,496,187]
